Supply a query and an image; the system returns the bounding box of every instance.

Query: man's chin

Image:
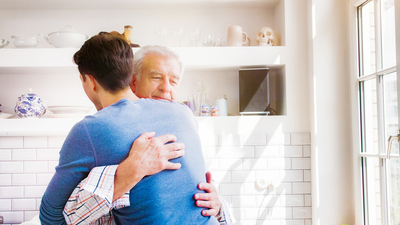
[151,97,172,101]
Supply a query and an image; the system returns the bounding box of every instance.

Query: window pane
[388,159,400,225]
[362,79,379,153]
[383,72,399,156]
[381,0,396,69]
[363,157,382,224]
[361,1,376,75]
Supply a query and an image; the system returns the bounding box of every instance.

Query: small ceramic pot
[14,93,46,118]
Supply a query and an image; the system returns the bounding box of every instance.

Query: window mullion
[374,0,390,224]
[380,158,389,225]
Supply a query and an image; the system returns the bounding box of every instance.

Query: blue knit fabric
[40,98,219,225]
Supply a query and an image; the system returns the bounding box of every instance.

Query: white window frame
[351,0,400,224]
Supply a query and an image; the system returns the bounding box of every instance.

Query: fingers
[165,162,182,170]
[197,182,213,192]
[137,132,156,140]
[153,134,177,144]
[201,209,218,217]
[196,199,213,208]
[205,171,212,184]
[195,180,222,217]
[194,193,211,201]
[167,149,185,160]
[164,142,185,152]
[195,197,220,217]
[196,200,218,217]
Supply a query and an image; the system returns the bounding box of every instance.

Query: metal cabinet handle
[387,130,400,159]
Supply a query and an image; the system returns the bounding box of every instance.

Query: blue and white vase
[14,93,46,118]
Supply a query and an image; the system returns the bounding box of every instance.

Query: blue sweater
[40,98,219,225]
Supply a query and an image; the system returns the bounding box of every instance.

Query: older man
[61,45,234,224]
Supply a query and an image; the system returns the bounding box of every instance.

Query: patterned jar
[14,93,46,118]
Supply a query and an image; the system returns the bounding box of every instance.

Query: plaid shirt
[63,165,235,225]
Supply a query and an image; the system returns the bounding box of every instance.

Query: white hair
[133,45,184,81]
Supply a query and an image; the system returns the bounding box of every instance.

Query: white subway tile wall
[0,132,312,225]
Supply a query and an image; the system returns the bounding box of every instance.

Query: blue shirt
[40,98,219,225]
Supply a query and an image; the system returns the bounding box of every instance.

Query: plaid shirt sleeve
[63,165,130,225]
[216,195,236,225]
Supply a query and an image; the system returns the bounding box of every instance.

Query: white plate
[47,106,94,114]
[0,113,14,119]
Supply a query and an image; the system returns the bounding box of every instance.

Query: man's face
[131,53,181,101]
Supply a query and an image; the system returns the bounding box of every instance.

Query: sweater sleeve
[40,121,96,225]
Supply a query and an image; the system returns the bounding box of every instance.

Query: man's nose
[159,80,171,92]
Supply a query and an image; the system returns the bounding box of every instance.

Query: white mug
[227,26,251,46]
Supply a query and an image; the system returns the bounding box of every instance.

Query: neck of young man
[95,87,139,111]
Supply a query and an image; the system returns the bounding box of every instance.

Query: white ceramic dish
[11,34,41,48]
[47,106,94,115]
[0,113,14,119]
[45,26,88,48]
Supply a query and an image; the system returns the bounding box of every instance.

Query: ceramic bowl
[0,39,9,48]
[14,93,46,118]
[11,34,41,48]
[45,26,88,48]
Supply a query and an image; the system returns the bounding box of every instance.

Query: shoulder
[68,120,88,135]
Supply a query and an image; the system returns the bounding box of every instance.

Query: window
[357,0,398,224]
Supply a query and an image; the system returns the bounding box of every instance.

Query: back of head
[133,45,184,80]
[73,32,134,93]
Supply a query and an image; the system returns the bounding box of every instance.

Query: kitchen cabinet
[0,0,290,126]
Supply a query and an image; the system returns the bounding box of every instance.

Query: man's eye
[152,77,161,80]
[171,80,178,85]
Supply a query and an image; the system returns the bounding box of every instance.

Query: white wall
[308,0,355,224]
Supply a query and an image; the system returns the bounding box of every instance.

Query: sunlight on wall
[274,55,281,64]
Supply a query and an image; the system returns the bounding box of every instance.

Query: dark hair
[73,32,134,93]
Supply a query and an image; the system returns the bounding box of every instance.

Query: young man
[62,45,234,224]
[39,33,220,225]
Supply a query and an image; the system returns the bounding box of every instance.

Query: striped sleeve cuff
[81,165,130,209]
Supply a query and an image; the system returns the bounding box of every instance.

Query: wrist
[117,158,144,187]
[113,159,144,202]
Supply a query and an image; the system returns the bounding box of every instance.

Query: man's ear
[130,75,137,93]
[86,75,97,92]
